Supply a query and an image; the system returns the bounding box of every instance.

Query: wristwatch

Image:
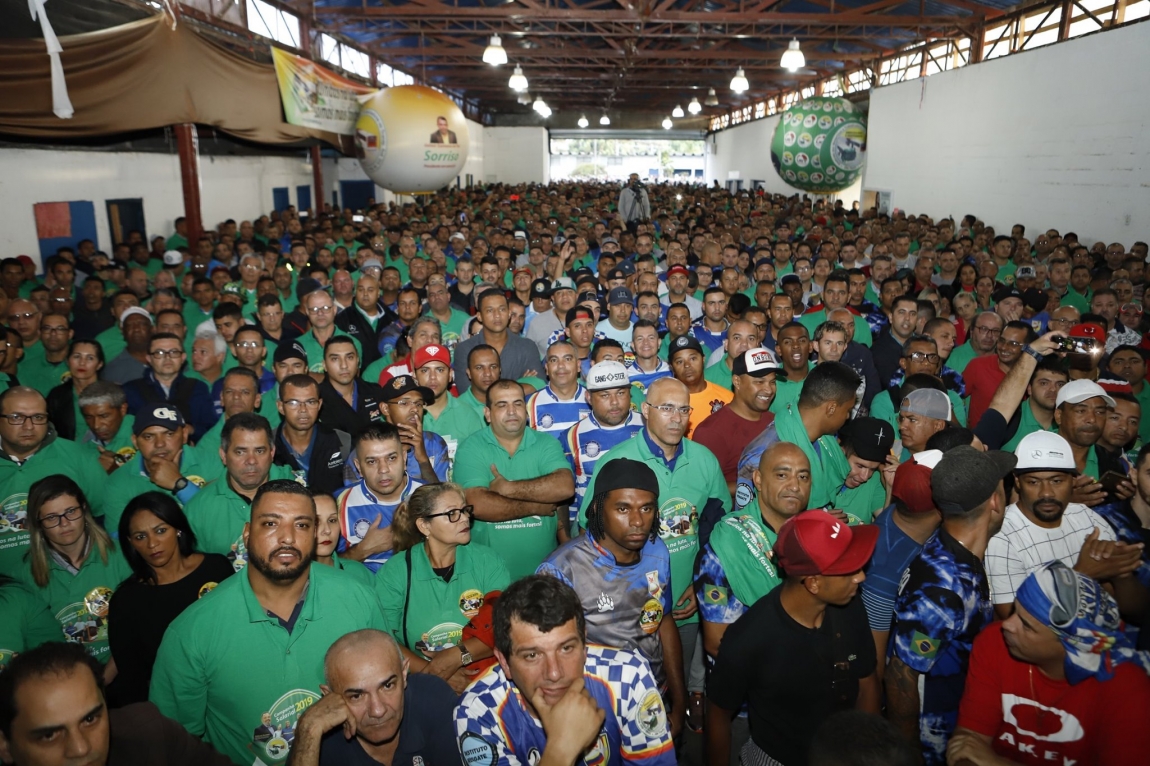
[459,645,474,666]
[172,477,190,493]
[1021,344,1044,362]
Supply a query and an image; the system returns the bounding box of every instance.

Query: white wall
[862,21,1150,244]
[705,114,861,205]
[481,126,550,184]
[0,147,313,260]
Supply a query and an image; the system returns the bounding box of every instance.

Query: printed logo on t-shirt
[55,592,111,657]
[459,589,484,618]
[637,689,669,737]
[459,732,496,766]
[583,733,611,766]
[420,622,463,655]
[1001,693,1085,743]
[639,598,663,635]
[198,582,219,599]
[228,534,249,572]
[0,649,14,669]
[0,493,28,550]
[251,688,318,764]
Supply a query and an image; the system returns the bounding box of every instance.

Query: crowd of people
[2,174,1150,766]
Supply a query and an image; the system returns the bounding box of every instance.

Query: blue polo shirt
[859,506,926,632]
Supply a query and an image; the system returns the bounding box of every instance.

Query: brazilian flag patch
[703,585,729,606]
[911,631,940,660]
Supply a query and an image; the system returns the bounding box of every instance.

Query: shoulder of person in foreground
[109,702,235,766]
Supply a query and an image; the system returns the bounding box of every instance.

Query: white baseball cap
[1014,431,1077,473]
[119,306,153,326]
[586,361,630,391]
[1055,378,1116,409]
[162,250,184,266]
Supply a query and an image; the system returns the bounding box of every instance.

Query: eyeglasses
[997,338,1024,349]
[307,305,334,314]
[2,413,49,425]
[648,403,693,417]
[425,505,475,523]
[283,398,320,409]
[41,326,70,334]
[7,312,37,322]
[39,505,83,529]
[234,341,262,349]
[905,352,941,364]
[1048,317,1075,326]
[150,348,184,358]
[973,325,1002,336]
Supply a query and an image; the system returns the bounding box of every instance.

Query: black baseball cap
[668,334,705,362]
[133,404,186,435]
[380,374,434,405]
[931,445,1017,515]
[842,417,896,463]
[273,341,308,365]
[530,278,552,298]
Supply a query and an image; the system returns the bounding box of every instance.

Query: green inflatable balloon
[770,97,867,193]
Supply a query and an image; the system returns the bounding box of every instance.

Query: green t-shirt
[80,414,137,465]
[946,341,980,375]
[195,419,225,459]
[0,580,64,669]
[770,377,805,416]
[453,427,571,580]
[295,331,362,374]
[456,387,488,420]
[183,303,216,334]
[185,465,297,572]
[166,233,189,251]
[577,433,731,626]
[703,358,733,392]
[430,308,471,351]
[423,394,487,471]
[16,544,131,664]
[327,553,373,587]
[1002,399,1056,453]
[376,541,509,655]
[97,444,224,539]
[18,347,69,394]
[150,563,389,766]
[798,310,873,348]
[1061,288,1091,314]
[94,325,127,363]
[0,436,108,577]
[1134,383,1150,446]
[834,473,886,525]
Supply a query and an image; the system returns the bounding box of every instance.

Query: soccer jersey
[624,358,672,396]
[538,532,673,686]
[985,503,1115,604]
[892,529,993,765]
[691,322,727,355]
[526,384,589,437]
[453,645,675,766]
[561,411,644,523]
[336,475,424,573]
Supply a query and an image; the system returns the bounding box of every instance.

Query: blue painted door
[296,184,312,211]
[105,198,147,246]
[272,187,290,212]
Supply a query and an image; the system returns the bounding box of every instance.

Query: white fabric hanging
[29,0,74,119]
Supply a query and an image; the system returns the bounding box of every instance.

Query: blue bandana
[1016,561,1150,685]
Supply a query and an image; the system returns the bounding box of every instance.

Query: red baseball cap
[1069,322,1105,341]
[773,509,879,576]
[891,460,935,514]
[666,265,690,277]
[413,344,451,369]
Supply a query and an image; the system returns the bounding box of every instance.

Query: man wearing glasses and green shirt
[0,387,106,576]
[297,290,361,374]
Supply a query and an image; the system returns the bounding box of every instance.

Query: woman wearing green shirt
[378,482,510,693]
[45,339,104,441]
[20,475,131,678]
[312,492,373,587]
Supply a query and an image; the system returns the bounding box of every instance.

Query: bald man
[288,629,460,766]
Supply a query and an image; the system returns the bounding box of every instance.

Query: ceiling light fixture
[518,92,532,105]
[533,97,551,117]
[600,114,611,125]
[508,65,529,91]
[780,38,806,71]
[578,114,589,128]
[482,35,508,66]
[672,104,684,118]
[687,97,702,114]
[703,87,719,107]
[662,116,673,129]
[729,67,749,94]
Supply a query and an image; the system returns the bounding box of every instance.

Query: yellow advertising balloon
[354,85,470,194]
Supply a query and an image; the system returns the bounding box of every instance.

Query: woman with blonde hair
[18,474,130,680]
[376,481,509,692]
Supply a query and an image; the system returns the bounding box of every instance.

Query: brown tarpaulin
[0,15,352,152]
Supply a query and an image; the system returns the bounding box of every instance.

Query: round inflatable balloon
[354,85,470,193]
[770,97,866,194]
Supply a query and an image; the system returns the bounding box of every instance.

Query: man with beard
[946,311,1004,375]
[885,446,1014,764]
[151,480,389,766]
[986,431,1146,620]
[560,361,645,537]
[380,375,449,484]
[186,413,297,572]
[288,629,459,766]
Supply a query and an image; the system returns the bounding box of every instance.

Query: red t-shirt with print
[957,622,1150,765]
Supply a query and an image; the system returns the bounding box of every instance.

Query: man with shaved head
[288,629,459,766]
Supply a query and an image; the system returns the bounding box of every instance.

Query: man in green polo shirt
[798,270,873,347]
[1108,345,1150,446]
[703,319,759,393]
[947,310,1003,374]
[18,312,71,394]
[297,291,361,373]
[457,344,501,419]
[197,368,264,458]
[151,479,388,766]
[76,381,136,473]
[454,379,575,579]
[186,412,296,572]
[577,376,731,714]
[0,387,106,577]
[97,404,222,538]
[415,344,484,464]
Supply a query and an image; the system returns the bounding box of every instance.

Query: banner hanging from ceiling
[271,47,375,136]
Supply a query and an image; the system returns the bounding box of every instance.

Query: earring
[177,531,183,537]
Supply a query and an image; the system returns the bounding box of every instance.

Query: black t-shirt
[707,586,876,766]
[318,673,463,766]
[106,553,236,707]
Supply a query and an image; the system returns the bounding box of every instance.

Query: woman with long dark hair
[20,474,130,680]
[106,491,234,706]
[45,339,104,440]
